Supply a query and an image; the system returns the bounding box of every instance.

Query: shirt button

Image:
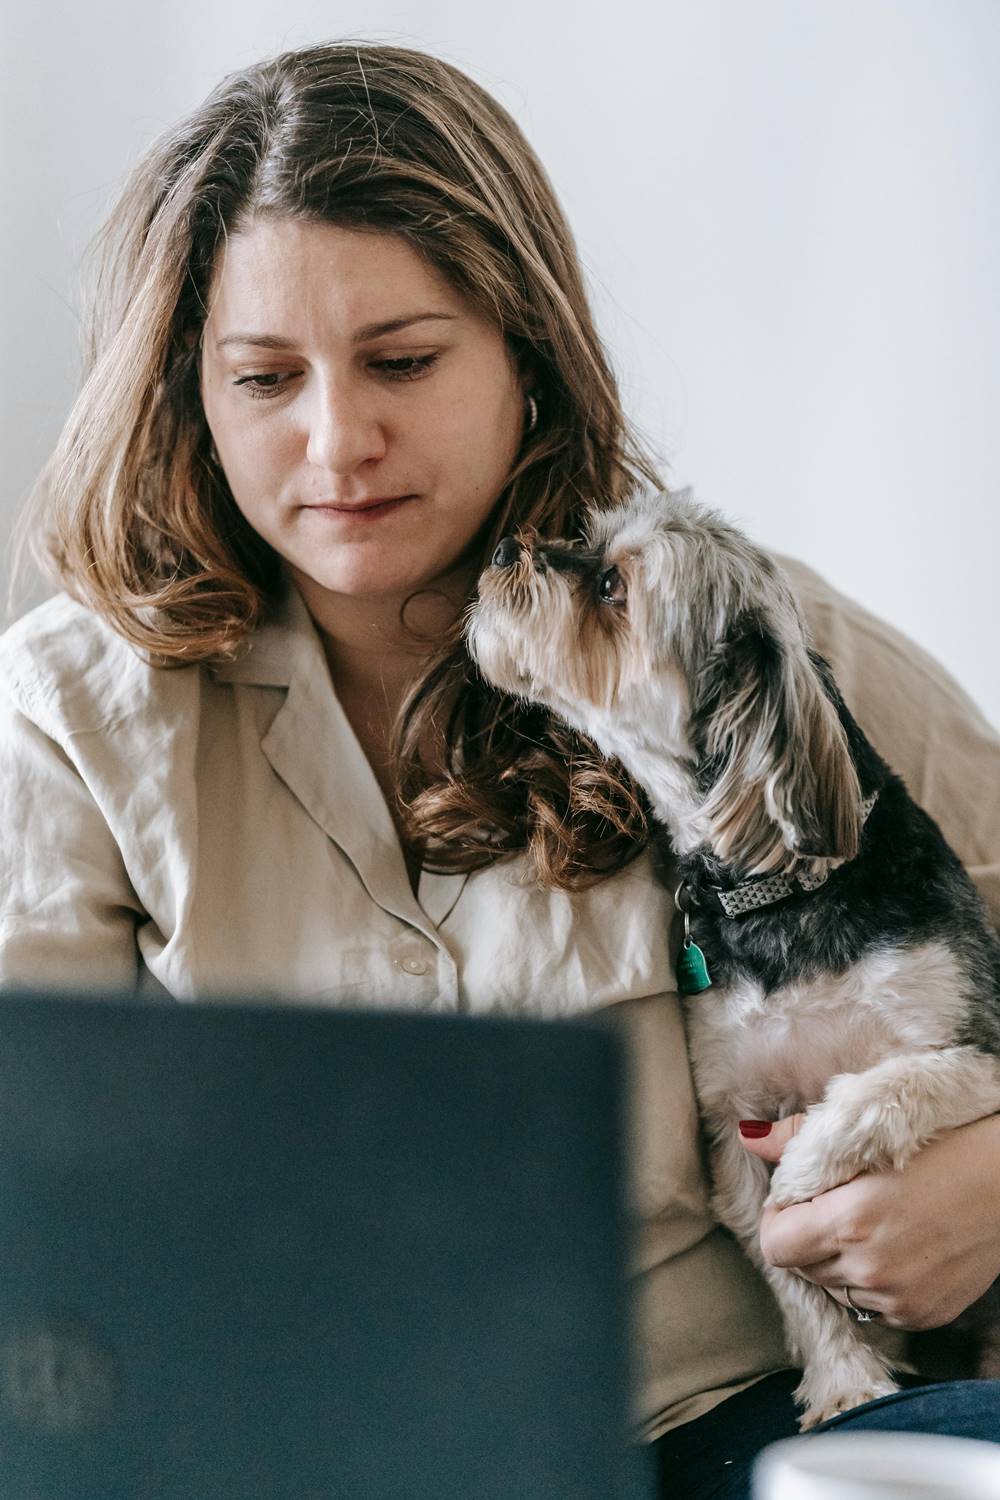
[400,956,429,977]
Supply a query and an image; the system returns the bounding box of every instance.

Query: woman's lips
[305,495,417,521]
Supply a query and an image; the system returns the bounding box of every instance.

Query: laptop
[0,993,646,1499]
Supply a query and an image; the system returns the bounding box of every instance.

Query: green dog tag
[677,940,712,995]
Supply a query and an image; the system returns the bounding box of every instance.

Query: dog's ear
[692,609,861,875]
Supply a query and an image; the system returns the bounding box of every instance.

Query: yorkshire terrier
[466,487,1000,1429]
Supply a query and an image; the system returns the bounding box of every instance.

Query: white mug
[753,1431,1000,1500]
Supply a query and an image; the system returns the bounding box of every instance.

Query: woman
[2,41,999,1496]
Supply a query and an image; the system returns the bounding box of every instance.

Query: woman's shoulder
[0,592,196,738]
[775,551,1000,885]
[776,552,997,738]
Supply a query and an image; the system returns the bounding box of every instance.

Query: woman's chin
[286,559,460,612]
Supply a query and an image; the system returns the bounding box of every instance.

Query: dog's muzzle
[492,537,522,568]
[492,537,601,579]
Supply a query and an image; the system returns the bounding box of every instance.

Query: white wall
[4,0,997,725]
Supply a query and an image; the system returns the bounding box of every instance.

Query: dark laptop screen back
[0,994,637,1499]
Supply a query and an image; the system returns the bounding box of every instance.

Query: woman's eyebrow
[214,312,460,352]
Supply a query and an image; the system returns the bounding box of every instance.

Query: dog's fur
[466,487,1000,1428]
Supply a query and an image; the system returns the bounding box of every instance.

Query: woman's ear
[507,338,541,400]
[521,370,542,406]
[693,610,862,876]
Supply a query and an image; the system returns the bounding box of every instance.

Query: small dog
[466,487,1000,1428]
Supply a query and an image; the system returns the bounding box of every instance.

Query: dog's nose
[492,537,522,568]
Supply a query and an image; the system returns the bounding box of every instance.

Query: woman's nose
[305,379,387,471]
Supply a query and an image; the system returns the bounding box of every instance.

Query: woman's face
[199,218,528,619]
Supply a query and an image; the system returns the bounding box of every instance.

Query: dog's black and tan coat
[468,486,1000,1428]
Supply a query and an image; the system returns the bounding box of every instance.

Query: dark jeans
[644,1369,1000,1499]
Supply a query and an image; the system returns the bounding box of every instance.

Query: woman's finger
[758,1194,844,1269]
[737,1112,806,1164]
[825,1283,890,1319]
[781,1251,864,1295]
[760,1206,894,1320]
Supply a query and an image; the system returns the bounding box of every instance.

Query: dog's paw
[768,1127,846,1206]
[794,1367,898,1431]
[798,1377,899,1431]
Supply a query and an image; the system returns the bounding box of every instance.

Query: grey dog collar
[696,791,880,918]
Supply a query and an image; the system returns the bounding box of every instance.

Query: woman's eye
[232,352,440,400]
[233,372,298,400]
[598,566,626,605]
[372,353,440,380]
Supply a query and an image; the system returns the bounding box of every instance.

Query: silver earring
[525,392,540,434]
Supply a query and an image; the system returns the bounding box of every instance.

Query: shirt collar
[209,579,468,935]
[210,583,312,688]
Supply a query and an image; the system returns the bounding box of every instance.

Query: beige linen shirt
[1,558,998,1442]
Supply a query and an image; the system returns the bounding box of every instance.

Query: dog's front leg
[708,1121,897,1428]
[765,1045,1000,1425]
[706,1115,773,1249]
[769,1045,1000,1206]
[761,1262,898,1427]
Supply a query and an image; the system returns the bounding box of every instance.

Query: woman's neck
[289,561,471,710]
[288,565,468,899]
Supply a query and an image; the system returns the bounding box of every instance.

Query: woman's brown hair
[25,39,668,886]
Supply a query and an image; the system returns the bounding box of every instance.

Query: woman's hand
[738,1112,1000,1328]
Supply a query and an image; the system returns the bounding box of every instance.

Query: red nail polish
[739,1120,772,1138]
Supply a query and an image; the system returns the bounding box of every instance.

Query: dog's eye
[598,566,626,605]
